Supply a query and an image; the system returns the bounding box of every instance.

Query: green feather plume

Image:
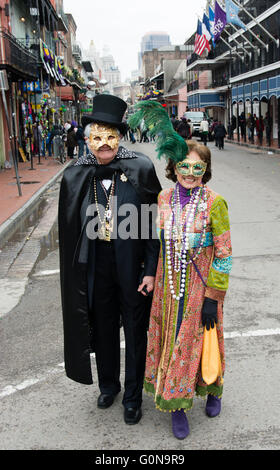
[128,101,188,163]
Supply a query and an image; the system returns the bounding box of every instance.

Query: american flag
[194,19,210,56]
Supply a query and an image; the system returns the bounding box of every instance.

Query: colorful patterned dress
[144,185,232,412]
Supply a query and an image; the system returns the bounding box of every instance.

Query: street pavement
[0,139,279,451]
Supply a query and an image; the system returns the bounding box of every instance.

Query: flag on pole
[214,1,227,43]
[208,6,216,47]
[225,0,247,30]
[202,13,211,50]
[194,19,209,56]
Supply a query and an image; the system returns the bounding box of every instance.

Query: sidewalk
[225,134,280,154]
[0,156,71,246]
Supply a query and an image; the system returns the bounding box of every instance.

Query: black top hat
[81,94,128,135]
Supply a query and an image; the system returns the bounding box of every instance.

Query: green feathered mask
[128,101,188,163]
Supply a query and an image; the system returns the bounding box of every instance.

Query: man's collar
[74,146,137,166]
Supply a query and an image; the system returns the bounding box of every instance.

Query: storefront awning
[56,86,75,101]
[188,91,225,109]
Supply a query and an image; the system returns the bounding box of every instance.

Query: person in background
[176,117,191,141]
[256,115,264,146]
[264,112,272,147]
[199,117,209,146]
[171,114,179,131]
[187,119,193,139]
[66,123,78,158]
[214,121,227,150]
[231,115,237,137]
[76,125,85,158]
[129,126,136,143]
[210,119,218,146]
[246,114,255,143]
[46,130,53,157]
[239,112,246,140]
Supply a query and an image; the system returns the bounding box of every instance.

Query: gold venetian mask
[176,158,207,177]
[88,123,120,151]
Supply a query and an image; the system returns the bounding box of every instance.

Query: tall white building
[100,49,121,94]
[83,40,103,81]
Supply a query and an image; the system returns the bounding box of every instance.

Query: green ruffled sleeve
[205,195,232,301]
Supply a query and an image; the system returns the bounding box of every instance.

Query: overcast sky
[63,0,207,81]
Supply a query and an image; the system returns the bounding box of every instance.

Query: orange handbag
[201,325,222,385]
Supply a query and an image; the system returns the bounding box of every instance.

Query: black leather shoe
[124,407,142,425]
[97,393,118,409]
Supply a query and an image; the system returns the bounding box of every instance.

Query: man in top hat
[58,94,161,424]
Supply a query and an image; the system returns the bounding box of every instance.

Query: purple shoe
[205,394,221,417]
[171,410,190,439]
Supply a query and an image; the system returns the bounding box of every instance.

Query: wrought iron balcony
[72,44,82,62]
[0,29,38,79]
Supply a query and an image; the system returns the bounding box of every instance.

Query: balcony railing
[0,29,38,79]
[231,41,280,78]
[72,44,82,62]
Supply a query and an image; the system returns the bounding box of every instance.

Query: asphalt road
[0,140,279,451]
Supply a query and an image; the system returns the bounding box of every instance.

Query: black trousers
[201,132,208,146]
[217,136,224,149]
[92,241,148,408]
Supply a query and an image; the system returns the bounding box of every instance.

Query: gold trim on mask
[176,158,207,177]
[88,123,120,151]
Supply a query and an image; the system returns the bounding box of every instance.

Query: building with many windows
[185,0,280,148]
[139,31,171,71]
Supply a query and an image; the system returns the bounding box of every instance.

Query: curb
[225,139,280,155]
[0,161,72,249]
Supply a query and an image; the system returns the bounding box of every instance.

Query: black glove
[202,297,218,331]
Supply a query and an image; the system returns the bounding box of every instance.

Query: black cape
[58,149,162,384]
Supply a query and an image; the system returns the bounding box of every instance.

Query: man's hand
[138,276,155,297]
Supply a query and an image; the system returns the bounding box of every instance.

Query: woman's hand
[202,297,218,330]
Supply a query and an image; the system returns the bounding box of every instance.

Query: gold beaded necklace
[93,175,116,241]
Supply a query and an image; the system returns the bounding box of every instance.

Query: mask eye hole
[93,136,101,141]
[108,135,116,140]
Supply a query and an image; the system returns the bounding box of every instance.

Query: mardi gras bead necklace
[166,184,208,301]
[93,175,115,241]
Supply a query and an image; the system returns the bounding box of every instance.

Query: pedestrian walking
[264,112,272,147]
[187,119,193,139]
[76,125,85,158]
[170,114,179,131]
[246,114,255,143]
[239,112,246,140]
[231,115,237,138]
[66,124,78,158]
[58,94,161,425]
[256,115,264,146]
[46,131,52,157]
[210,119,218,146]
[176,118,191,141]
[50,124,63,157]
[143,138,232,439]
[128,126,136,143]
[199,118,209,146]
[214,121,227,150]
